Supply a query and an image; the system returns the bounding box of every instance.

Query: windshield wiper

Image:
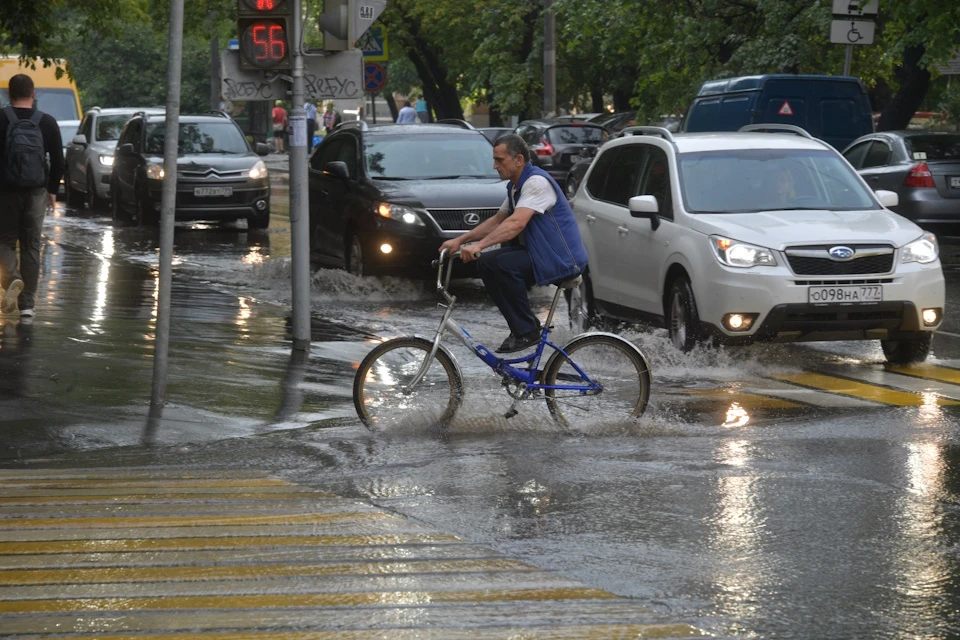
[373,176,412,180]
[426,174,494,179]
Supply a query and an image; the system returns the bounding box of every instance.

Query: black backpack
[3,105,48,189]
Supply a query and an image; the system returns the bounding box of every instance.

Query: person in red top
[271,101,287,153]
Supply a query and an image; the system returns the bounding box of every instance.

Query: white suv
[569,125,945,364]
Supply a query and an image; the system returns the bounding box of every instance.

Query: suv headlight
[98,155,114,167]
[377,202,426,226]
[710,235,777,268]
[901,233,939,264]
[145,162,164,180]
[248,160,268,180]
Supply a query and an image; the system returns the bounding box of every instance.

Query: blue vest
[507,163,588,286]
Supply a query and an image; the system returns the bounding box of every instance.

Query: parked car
[516,120,607,184]
[111,111,271,228]
[55,119,80,199]
[65,107,164,210]
[842,131,960,237]
[570,124,945,364]
[477,126,514,144]
[307,122,506,276]
[682,74,874,150]
[588,111,638,133]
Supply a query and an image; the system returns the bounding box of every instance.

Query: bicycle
[352,249,652,432]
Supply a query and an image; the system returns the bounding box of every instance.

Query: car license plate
[808,285,882,304]
[194,186,232,197]
[950,176,960,189]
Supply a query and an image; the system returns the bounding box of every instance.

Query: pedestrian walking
[322,101,342,135]
[415,97,429,123]
[0,73,63,319]
[304,99,318,152]
[396,100,417,124]
[271,100,287,153]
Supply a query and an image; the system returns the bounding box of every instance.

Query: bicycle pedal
[504,409,518,419]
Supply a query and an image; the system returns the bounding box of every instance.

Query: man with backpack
[0,73,63,318]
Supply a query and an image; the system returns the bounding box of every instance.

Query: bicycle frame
[403,249,601,396]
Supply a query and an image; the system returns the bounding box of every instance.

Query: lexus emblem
[828,246,855,261]
[464,212,481,226]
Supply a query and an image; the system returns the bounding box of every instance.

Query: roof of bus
[0,57,77,89]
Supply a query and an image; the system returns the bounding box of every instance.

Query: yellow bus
[0,56,82,121]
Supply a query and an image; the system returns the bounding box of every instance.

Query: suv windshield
[97,114,133,141]
[144,121,248,155]
[904,135,960,161]
[679,148,879,213]
[547,126,606,145]
[364,133,499,179]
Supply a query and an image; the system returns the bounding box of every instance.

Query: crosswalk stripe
[0,512,394,530]
[0,478,294,489]
[0,559,536,586]
[0,492,332,504]
[886,362,960,386]
[684,388,802,409]
[766,372,960,406]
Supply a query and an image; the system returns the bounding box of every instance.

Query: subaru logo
[828,246,855,261]
[464,212,481,226]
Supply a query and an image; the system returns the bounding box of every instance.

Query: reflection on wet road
[5,196,960,638]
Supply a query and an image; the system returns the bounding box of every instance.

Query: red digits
[252,24,268,60]
[269,24,286,59]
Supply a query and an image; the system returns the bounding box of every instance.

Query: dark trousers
[0,188,45,310]
[307,119,317,151]
[477,245,539,336]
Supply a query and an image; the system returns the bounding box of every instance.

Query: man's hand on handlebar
[438,238,462,257]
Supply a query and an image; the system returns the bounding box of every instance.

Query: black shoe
[496,329,541,354]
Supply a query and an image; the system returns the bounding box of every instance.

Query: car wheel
[565,175,580,200]
[64,169,84,208]
[136,187,159,227]
[86,170,101,211]
[248,210,270,230]
[881,333,932,365]
[111,185,127,225]
[346,233,364,277]
[565,270,598,333]
[666,276,703,352]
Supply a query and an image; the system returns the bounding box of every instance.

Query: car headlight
[710,235,777,268]
[248,160,268,180]
[902,233,939,264]
[145,162,164,180]
[377,202,426,226]
[98,155,114,167]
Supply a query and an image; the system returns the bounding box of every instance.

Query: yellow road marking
[1,478,294,489]
[0,512,392,530]
[0,534,464,555]
[0,588,618,614]
[0,559,535,585]
[767,372,960,406]
[47,624,702,639]
[0,492,333,504]
[685,388,802,409]
[887,363,960,385]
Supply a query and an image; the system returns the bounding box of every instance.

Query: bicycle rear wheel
[353,337,463,432]
[542,334,651,428]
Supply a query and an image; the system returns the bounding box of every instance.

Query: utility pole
[146,0,185,437]
[288,0,311,352]
[543,0,556,118]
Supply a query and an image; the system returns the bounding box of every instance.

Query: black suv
[515,120,607,184]
[308,123,506,276]
[111,112,271,228]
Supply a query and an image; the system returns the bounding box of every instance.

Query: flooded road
[5,189,960,638]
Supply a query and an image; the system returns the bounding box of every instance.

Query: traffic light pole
[288,0,311,353]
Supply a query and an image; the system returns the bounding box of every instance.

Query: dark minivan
[682,74,873,149]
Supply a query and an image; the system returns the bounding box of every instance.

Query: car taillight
[535,137,555,156]
[904,162,936,188]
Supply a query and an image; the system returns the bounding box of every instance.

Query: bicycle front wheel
[542,334,651,428]
[353,337,463,432]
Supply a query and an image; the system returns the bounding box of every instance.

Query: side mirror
[116,143,135,157]
[875,189,899,208]
[71,134,87,146]
[255,142,270,157]
[628,195,660,230]
[323,160,350,180]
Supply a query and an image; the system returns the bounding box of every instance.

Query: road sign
[221,49,363,102]
[832,0,879,16]
[830,19,875,45]
[358,24,388,62]
[363,61,386,93]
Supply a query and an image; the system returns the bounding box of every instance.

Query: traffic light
[316,0,387,51]
[237,0,292,71]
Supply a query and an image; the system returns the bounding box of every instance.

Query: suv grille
[785,245,894,276]
[427,208,499,231]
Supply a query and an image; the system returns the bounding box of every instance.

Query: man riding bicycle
[439,134,588,353]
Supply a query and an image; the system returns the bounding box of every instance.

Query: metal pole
[543,0,556,118]
[289,0,312,352]
[147,0,185,432]
[843,43,852,76]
